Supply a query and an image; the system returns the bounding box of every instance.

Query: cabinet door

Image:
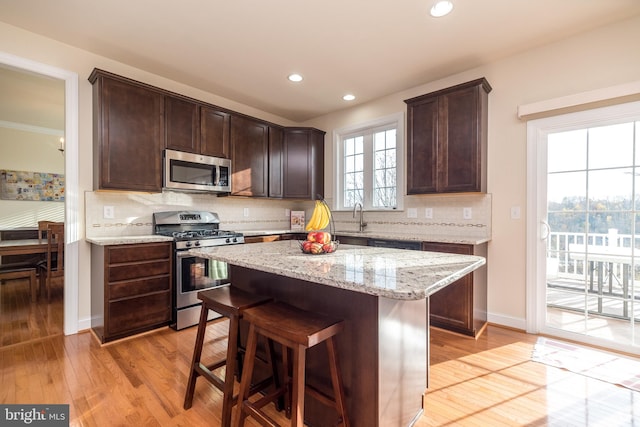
[406,97,438,194]
[283,129,325,199]
[165,96,199,153]
[230,115,269,197]
[438,85,484,192]
[423,242,473,333]
[268,126,284,198]
[94,75,164,192]
[200,106,230,158]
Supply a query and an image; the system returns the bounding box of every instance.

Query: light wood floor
[2,311,639,426]
[0,277,63,348]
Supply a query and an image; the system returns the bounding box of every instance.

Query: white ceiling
[1,0,640,123]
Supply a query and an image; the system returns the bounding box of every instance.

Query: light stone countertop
[86,235,174,245]
[188,240,486,300]
[242,229,490,245]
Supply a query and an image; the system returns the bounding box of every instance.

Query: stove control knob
[194,241,201,247]
[225,238,231,243]
[185,241,192,248]
[232,237,238,243]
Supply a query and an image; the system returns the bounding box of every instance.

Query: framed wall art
[0,170,65,202]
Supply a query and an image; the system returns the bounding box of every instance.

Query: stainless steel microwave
[163,149,232,193]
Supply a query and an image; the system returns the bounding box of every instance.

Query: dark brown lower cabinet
[91,242,172,343]
[423,242,488,337]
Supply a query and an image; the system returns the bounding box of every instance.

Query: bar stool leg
[221,315,240,427]
[184,304,209,410]
[290,345,306,427]
[234,323,259,427]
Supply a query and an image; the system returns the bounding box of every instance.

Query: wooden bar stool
[184,286,277,427]
[234,301,349,427]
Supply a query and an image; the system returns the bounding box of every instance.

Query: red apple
[322,242,335,253]
[306,232,317,242]
[314,232,331,245]
[302,241,313,253]
[310,242,324,254]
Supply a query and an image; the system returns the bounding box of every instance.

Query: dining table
[0,239,57,257]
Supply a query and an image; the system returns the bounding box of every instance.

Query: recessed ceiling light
[288,73,303,82]
[343,94,356,101]
[430,1,453,17]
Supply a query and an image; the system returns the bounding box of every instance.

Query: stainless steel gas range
[153,211,244,330]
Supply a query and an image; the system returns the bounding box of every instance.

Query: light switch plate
[285,208,291,217]
[103,205,115,219]
[425,208,433,219]
[407,208,418,218]
[511,206,521,219]
[243,208,250,217]
[463,207,472,220]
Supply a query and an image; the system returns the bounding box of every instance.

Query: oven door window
[179,255,229,293]
[171,159,216,186]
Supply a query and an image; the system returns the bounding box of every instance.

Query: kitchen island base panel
[231,265,426,427]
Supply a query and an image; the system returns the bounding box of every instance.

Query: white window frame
[333,112,405,211]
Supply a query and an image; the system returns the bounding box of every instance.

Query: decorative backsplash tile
[85,191,491,241]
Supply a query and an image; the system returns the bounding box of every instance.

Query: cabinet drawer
[108,291,171,335]
[109,276,170,300]
[108,244,171,264]
[108,260,170,282]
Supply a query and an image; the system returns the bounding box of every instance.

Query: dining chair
[37,222,64,302]
[38,220,57,243]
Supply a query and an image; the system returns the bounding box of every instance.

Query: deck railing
[547,229,639,321]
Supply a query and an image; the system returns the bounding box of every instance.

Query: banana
[305,200,321,231]
[318,202,330,230]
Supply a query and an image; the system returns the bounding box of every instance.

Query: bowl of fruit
[299,231,338,255]
[299,197,338,254]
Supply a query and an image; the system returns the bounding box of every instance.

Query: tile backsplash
[85,191,491,240]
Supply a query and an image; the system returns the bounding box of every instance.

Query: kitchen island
[189,240,485,427]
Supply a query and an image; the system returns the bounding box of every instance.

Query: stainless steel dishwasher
[368,238,422,251]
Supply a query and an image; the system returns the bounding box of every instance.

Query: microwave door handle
[214,166,220,186]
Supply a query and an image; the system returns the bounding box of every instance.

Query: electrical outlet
[425,208,433,219]
[243,208,249,217]
[103,205,115,219]
[511,206,521,220]
[285,208,291,217]
[407,208,418,218]
[463,207,472,220]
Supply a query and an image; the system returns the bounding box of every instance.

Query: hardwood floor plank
[2,312,639,426]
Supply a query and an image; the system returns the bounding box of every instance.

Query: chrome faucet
[352,202,367,232]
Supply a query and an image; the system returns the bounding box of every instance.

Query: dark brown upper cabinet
[230,115,269,197]
[90,69,164,192]
[405,78,491,194]
[165,96,230,158]
[268,126,285,198]
[282,128,325,200]
[200,106,231,158]
[165,95,199,153]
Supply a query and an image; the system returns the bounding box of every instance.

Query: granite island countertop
[188,239,485,300]
[242,229,490,245]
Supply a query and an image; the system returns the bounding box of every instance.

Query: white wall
[0,127,65,227]
[1,14,639,331]
[303,15,640,329]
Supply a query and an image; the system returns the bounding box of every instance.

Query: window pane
[589,122,634,169]
[587,168,633,211]
[548,171,586,207]
[548,129,587,173]
[345,137,355,156]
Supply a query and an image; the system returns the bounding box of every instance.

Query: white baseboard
[487,312,526,331]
